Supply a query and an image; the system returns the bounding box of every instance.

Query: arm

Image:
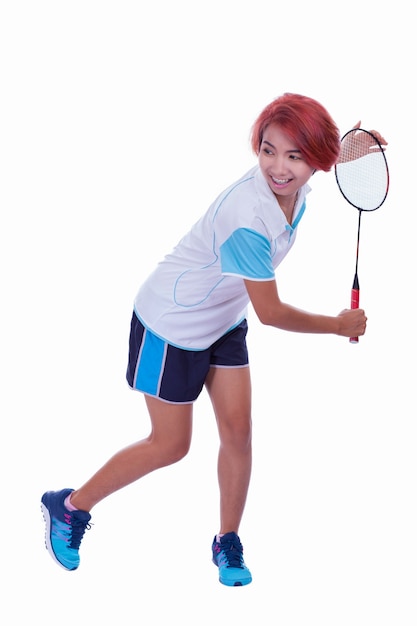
[244,279,367,337]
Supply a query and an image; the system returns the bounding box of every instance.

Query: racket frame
[334,128,389,343]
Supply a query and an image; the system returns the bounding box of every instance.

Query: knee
[150,434,191,466]
[220,416,252,451]
[166,438,191,464]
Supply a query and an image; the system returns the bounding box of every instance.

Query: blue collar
[285,201,306,239]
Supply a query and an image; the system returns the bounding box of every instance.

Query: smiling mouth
[271,177,290,185]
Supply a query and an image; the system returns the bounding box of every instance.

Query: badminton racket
[335,128,389,343]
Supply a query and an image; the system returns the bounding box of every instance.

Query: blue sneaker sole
[220,579,250,587]
[219,574,252,587]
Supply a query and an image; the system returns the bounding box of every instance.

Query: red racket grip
[350,287,360,343]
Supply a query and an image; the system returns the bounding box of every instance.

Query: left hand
[337,121,388,163]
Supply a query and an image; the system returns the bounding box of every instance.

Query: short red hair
[251,93,340,172]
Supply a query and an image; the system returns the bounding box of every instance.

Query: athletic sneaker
[212,532,252,586]
[41,488,91,571]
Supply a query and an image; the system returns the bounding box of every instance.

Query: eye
[289,153,302,161]
[262,147,274,155]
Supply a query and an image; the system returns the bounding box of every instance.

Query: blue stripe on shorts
[134,329,167,396]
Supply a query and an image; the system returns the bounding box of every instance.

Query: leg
[205,366,252,534]
[70,395,193,512]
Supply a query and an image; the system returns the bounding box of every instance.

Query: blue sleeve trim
[220,228,274,280]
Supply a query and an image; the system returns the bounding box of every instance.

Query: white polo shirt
[134,165,310,349]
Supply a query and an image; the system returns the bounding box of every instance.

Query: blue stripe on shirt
[220,228,274,280]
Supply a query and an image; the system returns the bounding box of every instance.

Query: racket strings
[335,130,389,211]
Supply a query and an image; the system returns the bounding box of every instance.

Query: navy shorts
[126,312,249,404]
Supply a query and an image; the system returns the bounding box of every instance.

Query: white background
[1,1,415,624]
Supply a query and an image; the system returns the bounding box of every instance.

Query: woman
[41,93,387,587]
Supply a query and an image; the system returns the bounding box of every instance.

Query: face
[258,123,315,207]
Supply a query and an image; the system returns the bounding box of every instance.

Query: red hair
[251,93,340,172]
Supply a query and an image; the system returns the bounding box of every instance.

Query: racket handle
[350,288,360,343]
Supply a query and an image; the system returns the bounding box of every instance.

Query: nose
[271,154,288,175]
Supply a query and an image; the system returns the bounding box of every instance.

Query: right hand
[336,308,367,337]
